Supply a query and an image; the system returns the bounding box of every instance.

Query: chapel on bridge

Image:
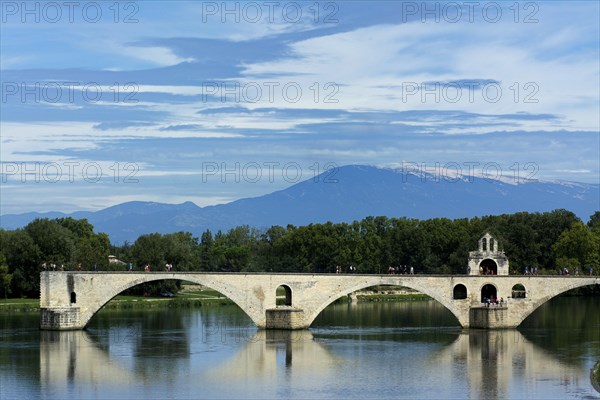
[467,233,509,275]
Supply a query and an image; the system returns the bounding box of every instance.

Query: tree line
[1,209,599,298]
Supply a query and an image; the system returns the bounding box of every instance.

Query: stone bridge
[40,272,599,330]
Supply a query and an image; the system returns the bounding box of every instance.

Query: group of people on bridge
[42,262,83,271]
[479,266,496,275]
[387,265,414,275]
[483,296,504,308]
[142,263,175,272]
[558,266,595,276]
[523,266,540,275]
[42,262,62,271]
[518,266,596,276]
[335,265,358,273]
[333,264,417,274]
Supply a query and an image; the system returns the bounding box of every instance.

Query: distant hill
[1,165,598,243]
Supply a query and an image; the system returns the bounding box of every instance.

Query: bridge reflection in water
[39,326,590,398]
[433,331,586,399]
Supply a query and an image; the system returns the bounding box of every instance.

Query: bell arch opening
[70,291,77,304]
[479,259,497,275]
[453,284,467,300]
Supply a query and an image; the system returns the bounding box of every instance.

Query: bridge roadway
[40,272,599,330]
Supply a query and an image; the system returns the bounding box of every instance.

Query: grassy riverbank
[0,298,39,312]
[353,286,431,302]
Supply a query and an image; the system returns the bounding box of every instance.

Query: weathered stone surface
[265,308,306,329]
[469,307,509,329]
[40,272,599,330]
[40,307,81,330]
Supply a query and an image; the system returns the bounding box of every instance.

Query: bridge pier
[469,307,513,329]
[265,308,309,330]
[40,307,84,330]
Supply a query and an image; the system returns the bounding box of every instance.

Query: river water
[1,297,599,399]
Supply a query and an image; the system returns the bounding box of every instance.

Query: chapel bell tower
[468,233,509,275]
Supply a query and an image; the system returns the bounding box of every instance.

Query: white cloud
[112,45,195,67]
[238,14,599,131]
[0,121,247,166]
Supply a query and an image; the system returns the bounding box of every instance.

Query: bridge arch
[514,279,599,326]
[77,274,264,329]
[304,278,467,328]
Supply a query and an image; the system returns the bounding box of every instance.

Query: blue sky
[1,1,599,214]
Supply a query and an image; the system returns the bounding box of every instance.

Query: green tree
[199,230,216,271]
[357,217,385,273]
[74,234,110,270]
[588,211,600,232]
[24,218,74,265]
[55,217,96,238]
[163,232,200,271]
[3,229,41,297]
[532,209,580,271]
[132,233,166,269]
[212,226,258,272]
[0,254,12,298]
[552,222,599,271]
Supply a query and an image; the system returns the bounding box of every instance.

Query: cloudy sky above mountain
[1,1,598,214]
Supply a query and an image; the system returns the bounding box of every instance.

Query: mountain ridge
[2,165,598,243]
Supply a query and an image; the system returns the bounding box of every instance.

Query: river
[1,297,599,399]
